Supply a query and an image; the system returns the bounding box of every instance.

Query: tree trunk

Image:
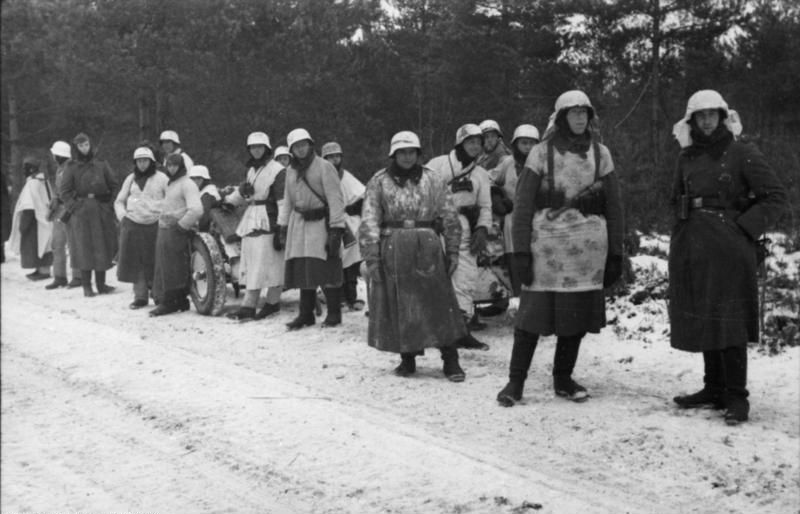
[138,88,149,142]
[650,0,661,169]
[7,82,22,196]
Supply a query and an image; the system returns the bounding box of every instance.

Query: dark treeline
[2,0,798,232]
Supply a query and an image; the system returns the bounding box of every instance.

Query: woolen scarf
[552,116,592,157]
[133,161,157,190]
[388,160,423,187]
[686,125,733,160]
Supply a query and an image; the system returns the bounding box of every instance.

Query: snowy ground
[2,235,799,514]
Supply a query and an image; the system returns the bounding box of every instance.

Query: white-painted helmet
[455,123,482,146]
[159,130,181,145]
[511,124,540,143]
[246,131,271,149]
[287,128,313,149]
[50,141,72,159]
[274,146,291,159]
[321,142,343,158]
[389,131,421,156]
[188,165,211,180]
[479,119,503,137]
[133,146,156,161]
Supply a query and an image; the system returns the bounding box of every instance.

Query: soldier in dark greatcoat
[669,90,788,425]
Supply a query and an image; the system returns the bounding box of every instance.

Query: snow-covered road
[2,260,798,513]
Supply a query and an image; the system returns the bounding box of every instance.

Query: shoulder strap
[547,141,555,206]
[593,141,601,181]
[301,173,327,207]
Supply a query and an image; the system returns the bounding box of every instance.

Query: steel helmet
[159,130,181,145]
[321,142,343,158]
[50,141,72,158]
[479,119,503,137]
[554,90,594,117]
[388,131,421,156]
[287,128,313,149]
[455,123,482,146]
[23,155,41,169]
[188,165,211,180]
[672,89,741,148]
[274,146,291,159]
[246,131,271,149]
[511,124,540,143]
[133,146,156,161]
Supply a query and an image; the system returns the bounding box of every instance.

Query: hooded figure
[668,89,787,425]
[498,90,624,407]
[359,130,467,382]
[9,156,54,280]
[148,153,203,316]
[59,132,119,296]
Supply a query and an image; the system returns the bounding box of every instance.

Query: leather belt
[381,220,436,229]
[690,197,726,210]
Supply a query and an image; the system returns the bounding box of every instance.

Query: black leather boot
[674,351,725,409]
[440,346,465,382]
[322,287,342,327]
[394,353,417,377]
[81,270,95,297]
[287,289,316,330]
[95,270,115,294]
[722,346,749,425]
[497,329,538,407]
[553,334,588,402]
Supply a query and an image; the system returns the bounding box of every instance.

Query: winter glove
[325,227,345,258]
[444,252,459,277]
[469,226,488,255]
[362,243,382,283]
[238,181,255,198]
[513,253,533,287]
[491,186,513,216]
[273,225,286,251]
[603,254,623,288]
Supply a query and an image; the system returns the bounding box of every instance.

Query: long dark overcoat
[669,140,787,352]
[359,167,467,353]
[60,157,119,271]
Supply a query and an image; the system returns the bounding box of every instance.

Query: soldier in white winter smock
[321,141,366,311]
[223,132,286,320]
[427,124,491,349]
[114,146,169,309]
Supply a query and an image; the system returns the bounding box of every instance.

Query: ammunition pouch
[450,177,474,194]
[295,206,328,221]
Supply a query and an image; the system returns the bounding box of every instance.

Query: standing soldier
[427,124,491,349]
[490,124,540,295]
[476,119,511,172]
[114,146,169,309]
[149,154,203,316]
[9,156,53,281]
[321,141,366,310]
[276,129,346,330]
[497,91,624,407]
[360,131,466,381]
[60,133,119,297]
[669,90,787,425]
[45,141,82,289]
[223,132,286,320]
[159,130,194,171]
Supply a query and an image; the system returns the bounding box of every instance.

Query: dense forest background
[2,0,798,232]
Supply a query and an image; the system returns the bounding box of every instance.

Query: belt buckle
[691,197,702,208]
[87,193,96,199]
[402,220,415,228]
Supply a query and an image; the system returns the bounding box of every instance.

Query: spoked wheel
[190,232,227,315]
